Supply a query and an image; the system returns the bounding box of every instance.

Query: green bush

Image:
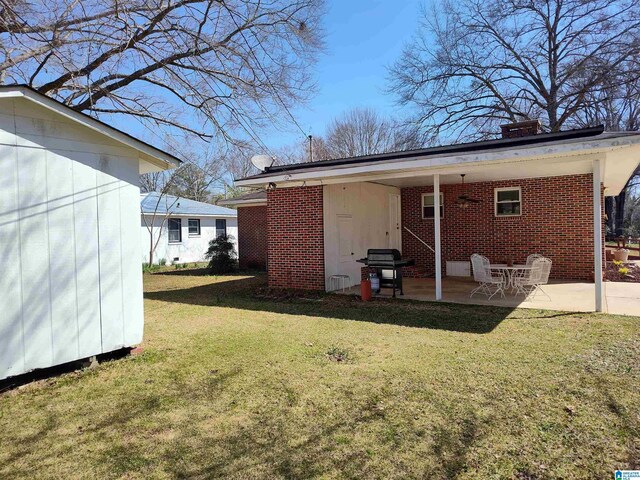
[159,258,167,266]
[205,234,238,274]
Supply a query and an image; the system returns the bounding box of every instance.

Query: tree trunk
[605,196,615,236]
[615,190,626,236]
[149,234,154,265]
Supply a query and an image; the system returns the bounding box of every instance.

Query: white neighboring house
[0,85,180,381]
[141,192,238,265]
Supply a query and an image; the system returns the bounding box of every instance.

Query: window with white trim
[495,187,521,216]
[168,218,182,243]
[422,193,444,219]
[188,218,201,236]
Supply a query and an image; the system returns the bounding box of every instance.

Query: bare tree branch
[0,0,325,144]
[388,0,640,143]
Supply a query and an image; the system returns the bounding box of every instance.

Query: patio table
[490,264,533,292]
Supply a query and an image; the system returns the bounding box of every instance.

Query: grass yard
[1,270,639,479]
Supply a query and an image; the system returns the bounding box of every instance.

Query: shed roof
[141,192,237,217]
[0,84,181,172]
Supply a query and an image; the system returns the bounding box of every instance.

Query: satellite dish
[250,154,274,171]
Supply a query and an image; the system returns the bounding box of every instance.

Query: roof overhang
[0,86,181,173]
[236,130,640,196]
[220,198,267,207]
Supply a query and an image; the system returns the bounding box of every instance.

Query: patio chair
[513,257,552,300]
[470,254,505,300]
[526,253,543,266]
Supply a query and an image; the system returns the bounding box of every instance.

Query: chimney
[500,119,542,138]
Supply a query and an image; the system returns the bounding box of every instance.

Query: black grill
[357,249,415,297]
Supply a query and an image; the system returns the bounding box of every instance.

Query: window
[422,193,444,219]
[495,187,521,216]
[216,219,227,238]
[188,218,201,236]
[168,218,182,243]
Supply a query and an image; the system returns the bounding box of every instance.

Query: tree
[0,0,324,144]
[573,61,640,235]
[389,0,640,143]
[160,136,225,202]
[205,233,238,274]
[318,107,424,160]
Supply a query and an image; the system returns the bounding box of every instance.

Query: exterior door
[389,194,401,250]
[338,215,354,264]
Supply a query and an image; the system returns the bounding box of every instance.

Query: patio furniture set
[470,253,552,301]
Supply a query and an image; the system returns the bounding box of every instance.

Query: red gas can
[360,279,372,302]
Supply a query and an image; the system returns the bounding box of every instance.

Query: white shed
[0,85,180,381]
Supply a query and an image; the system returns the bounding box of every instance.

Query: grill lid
[367,249,402,263]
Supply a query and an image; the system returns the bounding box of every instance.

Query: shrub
[159,258,167,266]
[205,234,238,274]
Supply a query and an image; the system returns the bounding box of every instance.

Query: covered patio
[236,124,640,314]
[338,277,640,316]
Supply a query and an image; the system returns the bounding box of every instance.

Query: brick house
[222,191,268,270]
[235,123,640,312]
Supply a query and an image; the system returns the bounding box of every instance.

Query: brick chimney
[500,119,542,138]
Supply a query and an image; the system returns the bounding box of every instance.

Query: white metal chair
[470,254,505,299]
[526,253,543,266]
[514,257,552,300]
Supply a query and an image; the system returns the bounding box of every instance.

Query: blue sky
[264,0,422,149]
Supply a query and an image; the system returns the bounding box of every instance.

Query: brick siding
[267,186,325,289]
[237,205,268,270]
[401,174,601,281]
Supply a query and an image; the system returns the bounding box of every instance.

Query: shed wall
[0,98,144,380]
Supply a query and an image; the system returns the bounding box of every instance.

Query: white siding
[0,97,145,380]
[141,215,238,264]
[47,150,79,366]
[72,152,103,359]
[323,182,400,290]
[0,144,24,378]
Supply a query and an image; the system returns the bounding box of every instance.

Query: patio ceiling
[367,154,596,189]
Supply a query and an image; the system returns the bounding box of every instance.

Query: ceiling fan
[454,174,481,208]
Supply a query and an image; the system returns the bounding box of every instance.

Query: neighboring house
[235,121,640,312]
[0,85,179,381]
[221,190,268,270]
[141,192,238,265]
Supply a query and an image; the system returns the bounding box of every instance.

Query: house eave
[235,133,640,192]
[220,199,267,207]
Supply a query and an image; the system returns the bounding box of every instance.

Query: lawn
[1,270,639,479]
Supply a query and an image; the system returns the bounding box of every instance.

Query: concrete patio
[338,277,640,316]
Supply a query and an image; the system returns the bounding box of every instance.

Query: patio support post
[434,174,442,300]
[593,159,604,312]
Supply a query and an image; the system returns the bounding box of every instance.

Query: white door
[337,215,357,285]
[338,215,354,264]
[389,194,401,250]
